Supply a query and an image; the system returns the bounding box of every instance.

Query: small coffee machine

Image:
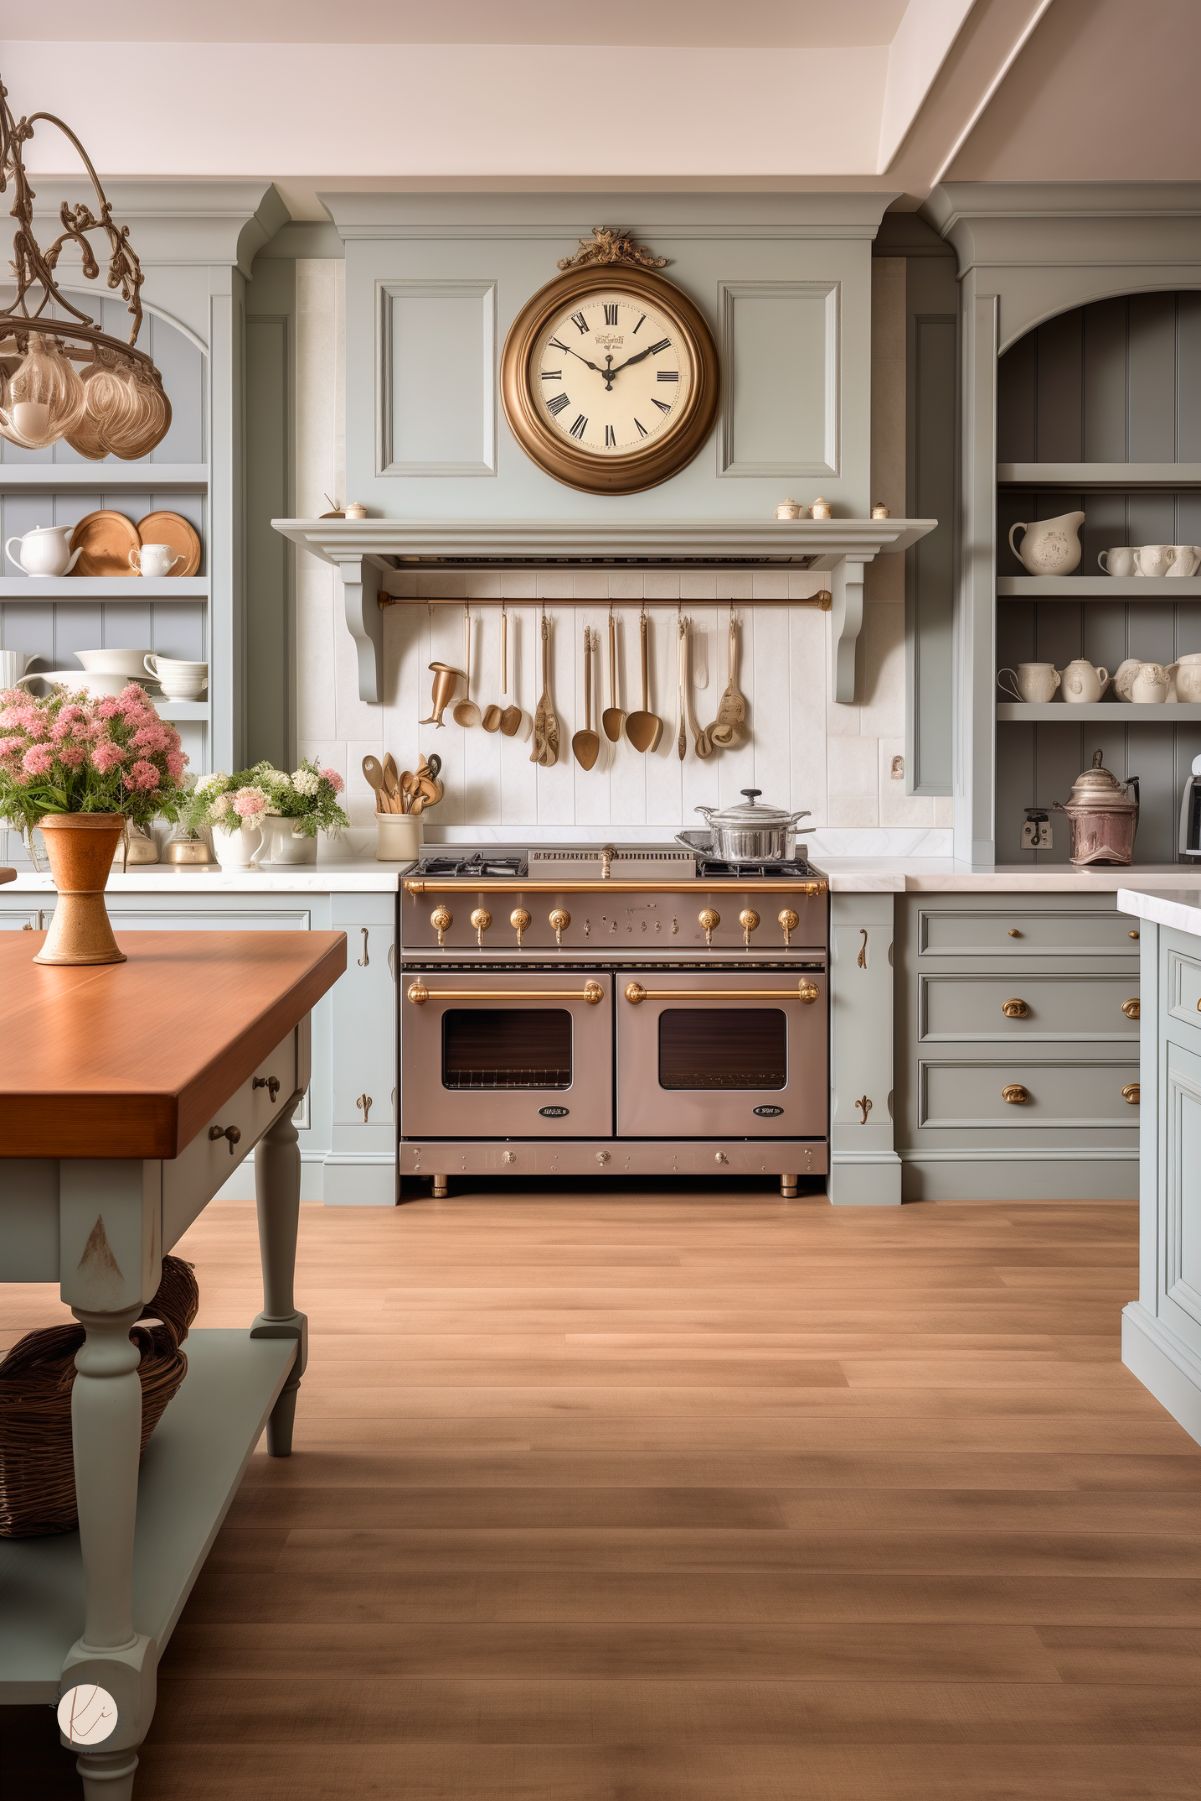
[1180,754,1201,859]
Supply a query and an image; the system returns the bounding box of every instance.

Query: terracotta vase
[35,813,127,966]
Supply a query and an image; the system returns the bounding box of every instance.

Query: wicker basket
[0,1256,199,1538]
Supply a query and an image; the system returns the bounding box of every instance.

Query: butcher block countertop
[0,929,346,1160]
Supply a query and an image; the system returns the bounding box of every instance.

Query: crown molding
[27,180,289,276]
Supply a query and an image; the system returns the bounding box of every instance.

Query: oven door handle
[407,979,606,1006]
[624,980,820,1005]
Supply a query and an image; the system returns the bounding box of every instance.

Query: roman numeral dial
[528,291,692,457]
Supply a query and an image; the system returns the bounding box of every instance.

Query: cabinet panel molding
[378,278,497,477]
[717,279,840,478]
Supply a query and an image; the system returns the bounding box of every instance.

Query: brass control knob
[778,907,799,946]
[501,1150,517,1164]
[1001,998,1030,1019]
[1001,1083,1030,1105]
[596,1150,611,1165]
[470,906,493,947]
[430,905,452,948]
[698,907,720,946]
[549,906,571,946]
[714,1151,729,1165]
[738,907,760,948]
[1122,997,1140,1020]
[797,979,819,1004]
[1122,1082,1141,1106]
[510,906,531,948]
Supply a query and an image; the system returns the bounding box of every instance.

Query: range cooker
[398,843,828,1198]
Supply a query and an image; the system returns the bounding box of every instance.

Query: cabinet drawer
[917,905,1140,959]
[1166,941,1201,1043]
[920,972,1140,1042]
[162,1029,298,1246]
[919,1058,1142,1130]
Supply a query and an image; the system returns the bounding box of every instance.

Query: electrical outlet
[1022,816,1052,850]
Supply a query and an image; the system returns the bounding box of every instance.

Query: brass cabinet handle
[356,1093,373,1123]
[1001,1084,1030,1105]
[854,1095,873,1124]
[1122,1082,1140,1106]
[1121,998,1140,1020]
[1001,998,1030,1019]
[357,926,369,967]
[624,979,819,1005]
[253,1074,282,1103]
[408,979,604,1005]
[1007,927,1023,938]
[1128,929,1140,940]
[208,1123,242,1155]
[857,928,869,967]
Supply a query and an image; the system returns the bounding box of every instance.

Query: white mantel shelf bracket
[272,516,936,706]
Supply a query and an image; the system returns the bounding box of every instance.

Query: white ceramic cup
[0,649,30,688]
[130,543,184,578]
[143,654,208,699]
[1167,545,1201,577]
[1098,547,1137,577]
[1061,659,1110,703]
[998,662,1061,703]
[1134,544,1177,577]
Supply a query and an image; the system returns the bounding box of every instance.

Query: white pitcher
[5,524,82,578]
[1008,511,1086,576]
[211,821,263,870]
[1130,662,1172,704]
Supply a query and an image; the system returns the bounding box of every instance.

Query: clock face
[501,264,719,494]
[532,292,693,457]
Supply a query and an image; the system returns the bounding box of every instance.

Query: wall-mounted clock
[500,231,720,496]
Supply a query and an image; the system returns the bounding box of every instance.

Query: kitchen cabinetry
[0,882,397,1206]
[1120,895,1201,1444]
[896,891,1140,1201]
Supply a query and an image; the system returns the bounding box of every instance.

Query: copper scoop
[420,662,463,728]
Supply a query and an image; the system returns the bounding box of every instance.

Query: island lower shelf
[0,1331,295,1703]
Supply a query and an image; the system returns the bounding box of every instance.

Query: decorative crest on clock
[556,226,671,273]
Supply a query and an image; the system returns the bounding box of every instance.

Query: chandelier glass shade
[0,71,171,458]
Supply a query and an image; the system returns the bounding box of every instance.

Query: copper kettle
[1054,749,1140,866]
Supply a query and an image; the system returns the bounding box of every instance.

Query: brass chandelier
[0,70,171,457]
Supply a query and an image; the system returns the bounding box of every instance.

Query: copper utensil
[362,755,388,808]
[709,613,748,747]
[625,610,663,753]
[420,662,463,727]
[601,611,625,743]
[498,605,524,736]
[674,616,688,761]
[572,628,601,771]
[452,606,481,728]
[681,617,713,758]
[481,609,504,732]
[531,614,559,766]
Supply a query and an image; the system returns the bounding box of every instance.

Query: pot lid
[699,788,811,828]
[1065,749,1138,810]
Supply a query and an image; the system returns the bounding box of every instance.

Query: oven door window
[442,1008,572,1090]
[657,1008,787,1090]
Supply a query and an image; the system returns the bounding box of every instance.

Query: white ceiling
[1,0,911,49]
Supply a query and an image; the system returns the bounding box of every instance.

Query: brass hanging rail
[379,590,832,610]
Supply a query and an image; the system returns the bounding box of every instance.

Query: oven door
[616,969,827,1138]
[401,969,613,1138]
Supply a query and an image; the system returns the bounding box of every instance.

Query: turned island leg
[251,1104,308,1456]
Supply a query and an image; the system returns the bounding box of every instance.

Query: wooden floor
[4,1189,1201,1799]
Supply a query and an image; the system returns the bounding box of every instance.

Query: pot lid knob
[741,789,761,804]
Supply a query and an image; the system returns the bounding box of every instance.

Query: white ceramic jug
[1008,511,1086,576]
[211,821,263,870]
[1062,659,1110,703]
[1130,661,1172,704]
[4,524,82,578]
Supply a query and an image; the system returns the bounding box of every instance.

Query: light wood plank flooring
[4,1191,1201,1799]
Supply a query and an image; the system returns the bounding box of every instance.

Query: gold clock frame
[500,265,720,496]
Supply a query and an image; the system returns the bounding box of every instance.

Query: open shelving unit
[998,576,1201,599]
[998,702,1201,724]
[0,578,208,601]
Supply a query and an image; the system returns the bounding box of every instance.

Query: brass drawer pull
[624,979,819,1005]
[1001,1084,1030,1105]
[356,1093,373,1123]
[408,979,604,1005]
[1001,998,1030,1019]
[1128,929,1139,940]
[1121,998,1140,1021]
[854,1095,873,1125]
[1122,1082,1140,1106]
[208,1123,242,1155]
[1007,927,1023,938]
[253,1074,282,1103]
[358,927,370,967]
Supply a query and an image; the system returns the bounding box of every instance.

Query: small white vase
[212,820,264,870]
[262,817,318,865]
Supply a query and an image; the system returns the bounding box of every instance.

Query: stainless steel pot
[686,789,812,863]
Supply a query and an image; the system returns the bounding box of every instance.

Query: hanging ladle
[452,604,481,728]
[481,608,504,732]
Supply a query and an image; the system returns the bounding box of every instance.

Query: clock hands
[604,343,659,380]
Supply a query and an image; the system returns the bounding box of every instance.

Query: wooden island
[0,929,346,1801]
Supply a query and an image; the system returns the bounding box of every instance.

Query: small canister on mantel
[775,499,807,521]
[1053,749,1140,866]
[810,497,833,520]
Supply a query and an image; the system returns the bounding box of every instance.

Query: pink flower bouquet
[0,682,189,842]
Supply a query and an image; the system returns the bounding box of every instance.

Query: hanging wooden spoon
[531,613,559,766]
[709,611,748,747]
[601,611,625,743]
[480,609,504,731]
[625,610,663,753]
[452,605,481,728]
[382,753,403,808]
[682,617,713,758]
[572,627,601,770]
[499,605,523,736]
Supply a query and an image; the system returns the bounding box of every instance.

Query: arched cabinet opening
[994,290,1201,866]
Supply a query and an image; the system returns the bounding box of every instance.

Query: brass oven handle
[407,979,605,1005]
[1122,997,1140,1020]
[1001,998,1030,1019]
[404,878,828,895]
[624,979,820,1005]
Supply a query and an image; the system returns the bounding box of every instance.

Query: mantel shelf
[998,576,1201,598]
[272,514,937,706]
[998,702,1201,723]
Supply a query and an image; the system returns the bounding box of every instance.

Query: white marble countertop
[1117,887,1201,937]
[1,858,410,894]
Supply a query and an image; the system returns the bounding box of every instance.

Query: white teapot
[1061,659,1110,703]
[1130,661,1172,704]
[5,524,82,578]
[1008,511,1086,576]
